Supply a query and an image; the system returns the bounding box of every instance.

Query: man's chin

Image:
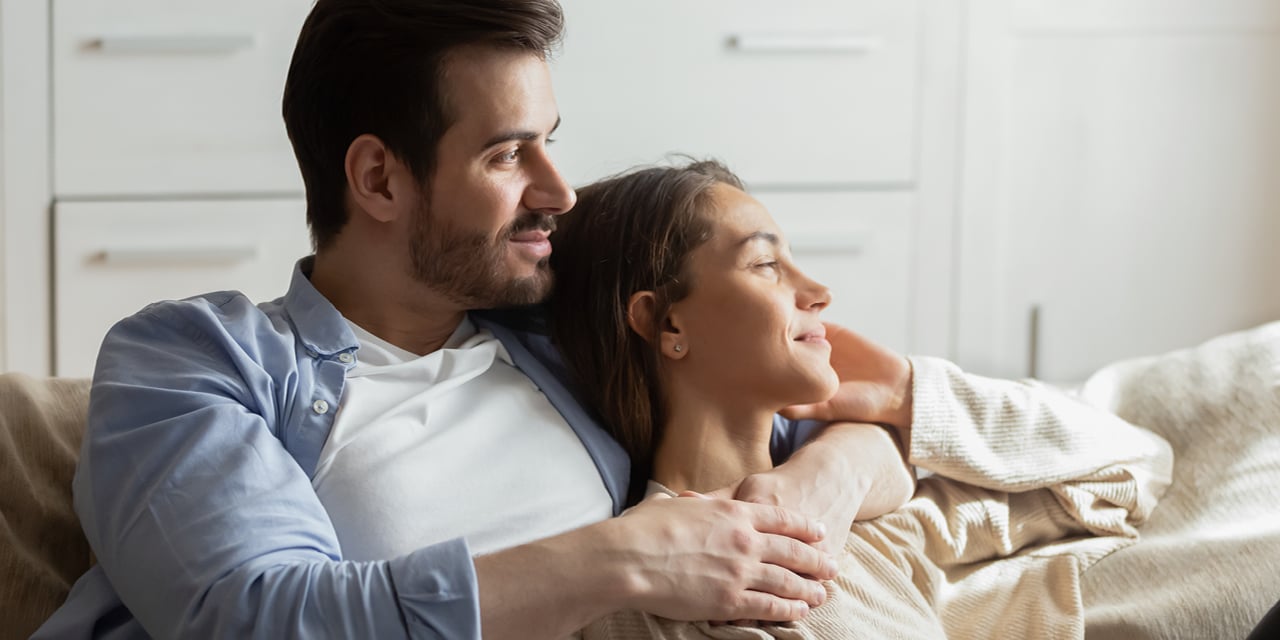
[487,268,554,308]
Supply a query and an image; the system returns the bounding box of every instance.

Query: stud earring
[673,344,683,353]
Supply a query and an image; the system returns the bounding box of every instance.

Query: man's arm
[76,303,833,639]
[475,495,836,640]
[727,420,915,556]
[77,305,482,638]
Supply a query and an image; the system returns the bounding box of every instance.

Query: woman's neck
[650,389,777,494]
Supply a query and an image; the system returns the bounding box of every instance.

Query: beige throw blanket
[1078,321,1280,639]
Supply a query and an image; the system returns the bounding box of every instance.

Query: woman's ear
[657,311,688,360]
[344,134,415,224]
[629,291,688,360]
[626,291,660,343]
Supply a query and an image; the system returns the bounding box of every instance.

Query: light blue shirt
[35,257,813,639]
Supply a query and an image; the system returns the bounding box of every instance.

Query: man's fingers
[759,533,838,581]
[750,562,829,609]
[742,502,826,544]
[723,590,812,623]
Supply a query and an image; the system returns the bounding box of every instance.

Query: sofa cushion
[0,373,93,639]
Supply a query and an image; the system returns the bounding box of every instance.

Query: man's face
[409,47,575,308]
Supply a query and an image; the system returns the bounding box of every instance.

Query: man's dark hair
[282,0,565,250]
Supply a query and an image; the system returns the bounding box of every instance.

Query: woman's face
[664,184,839,408]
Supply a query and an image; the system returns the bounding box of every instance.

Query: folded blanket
[0,374,93,640]
[1076,321,1280,639]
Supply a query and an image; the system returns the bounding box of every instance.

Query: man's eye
[496,149,519,163]
[754,261,779,271]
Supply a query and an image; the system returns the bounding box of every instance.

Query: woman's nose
[798,272,832,311]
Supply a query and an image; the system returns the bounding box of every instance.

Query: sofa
[0,374,92,639]
[3,322,1279,639]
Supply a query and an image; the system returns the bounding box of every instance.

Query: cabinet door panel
[968,35,1280,381]
[552,0,919,188]
[1011,0,1280,31]
[53,0,313,197]
[54,199,311,377]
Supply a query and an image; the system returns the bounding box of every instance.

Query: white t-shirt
[312,317,613,559]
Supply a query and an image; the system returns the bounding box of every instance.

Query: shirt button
[338,352,354,364]
[312,399,330,415]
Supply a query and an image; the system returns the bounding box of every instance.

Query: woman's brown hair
[549,160,745,503]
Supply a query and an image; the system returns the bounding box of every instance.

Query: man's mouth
[509,229,552,243]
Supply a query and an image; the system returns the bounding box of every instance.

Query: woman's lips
[794,326,828,343]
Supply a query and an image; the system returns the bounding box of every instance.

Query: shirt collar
[283,256,360,357]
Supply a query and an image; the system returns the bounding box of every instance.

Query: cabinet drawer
[553,0,920,188]
[752,190,913,353]
[52,0,313,197]
[54,199,311,377]
[1010,0,1280,31]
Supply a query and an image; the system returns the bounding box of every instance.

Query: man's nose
[524,150,577,215]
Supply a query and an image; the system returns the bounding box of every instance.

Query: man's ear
[628,291,688,360]
[344,134,416,223]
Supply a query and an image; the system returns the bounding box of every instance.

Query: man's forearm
[476,520,630,640]
[800,421,915,520]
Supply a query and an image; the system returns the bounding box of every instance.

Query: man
[35,1,916,638]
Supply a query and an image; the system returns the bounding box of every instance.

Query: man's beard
[407,203,557,309]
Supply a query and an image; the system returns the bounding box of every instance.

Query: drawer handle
[726,33,883,55]
[88,34,256,55]
[96,247,258,266]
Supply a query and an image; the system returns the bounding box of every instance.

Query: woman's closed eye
[752,259,782,277]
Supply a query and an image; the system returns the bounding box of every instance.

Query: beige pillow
[0,373,93,640]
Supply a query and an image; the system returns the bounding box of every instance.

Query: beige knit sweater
[575,356,1174,640]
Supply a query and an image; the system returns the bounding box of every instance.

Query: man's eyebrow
[481,116,561,150]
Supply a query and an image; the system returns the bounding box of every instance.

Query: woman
[549,160,1173,639]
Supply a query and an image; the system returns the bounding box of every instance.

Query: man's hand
[711,422,914,557]
[476,494,836,639]
[780,322,914,430]
[608,494,836,621]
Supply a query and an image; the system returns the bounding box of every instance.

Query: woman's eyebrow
[737,231,781,248]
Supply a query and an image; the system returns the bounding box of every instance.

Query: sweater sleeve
[901,356,1173,557]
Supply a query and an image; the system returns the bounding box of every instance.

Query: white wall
[0,0,54,375]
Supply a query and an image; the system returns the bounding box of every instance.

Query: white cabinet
[31,0,317,377]
[956,0,1280,381]
[53,199,310,377]
[551,0,920,189]
[52,0,312,197]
